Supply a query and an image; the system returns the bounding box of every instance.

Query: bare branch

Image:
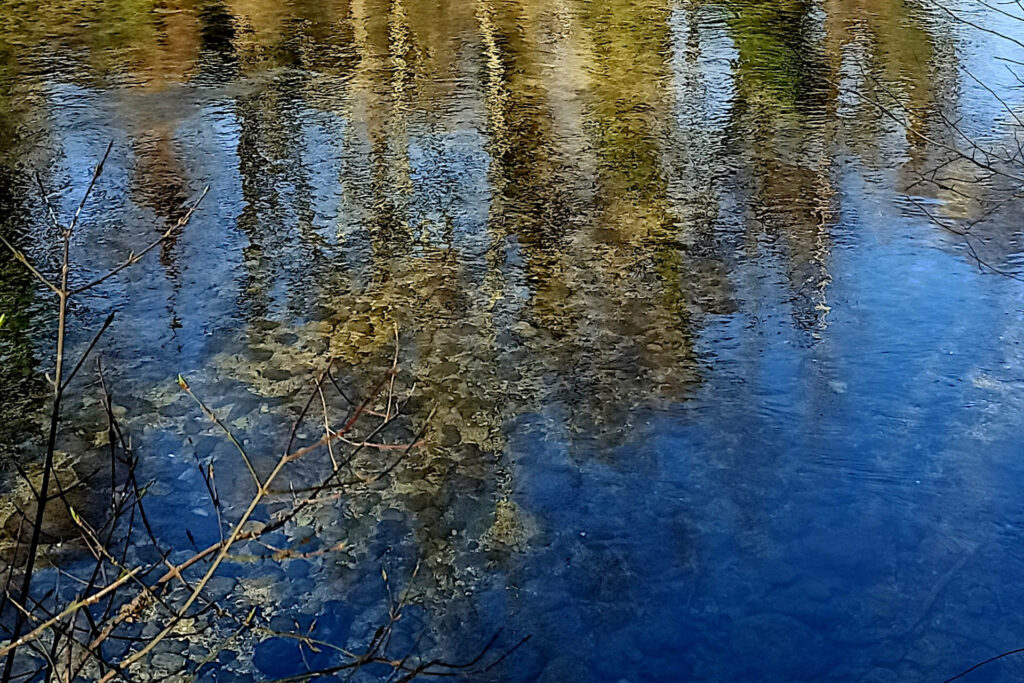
[70,186,209,295]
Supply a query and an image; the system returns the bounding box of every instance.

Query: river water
[2,0,1024,680]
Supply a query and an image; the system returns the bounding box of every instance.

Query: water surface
[2,0,1024,680]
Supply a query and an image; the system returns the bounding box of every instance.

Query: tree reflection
[0,0,986,638]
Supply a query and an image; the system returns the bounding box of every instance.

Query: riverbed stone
[151,652,186,672]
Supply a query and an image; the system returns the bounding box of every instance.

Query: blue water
[495,175,1024,681]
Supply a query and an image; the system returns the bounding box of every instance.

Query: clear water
[2,0,1024,680]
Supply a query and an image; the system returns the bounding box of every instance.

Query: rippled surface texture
[3,0,1024,680]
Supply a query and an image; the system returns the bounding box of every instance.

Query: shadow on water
[2,0,1024,679]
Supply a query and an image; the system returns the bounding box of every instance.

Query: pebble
[151,652,186,671]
